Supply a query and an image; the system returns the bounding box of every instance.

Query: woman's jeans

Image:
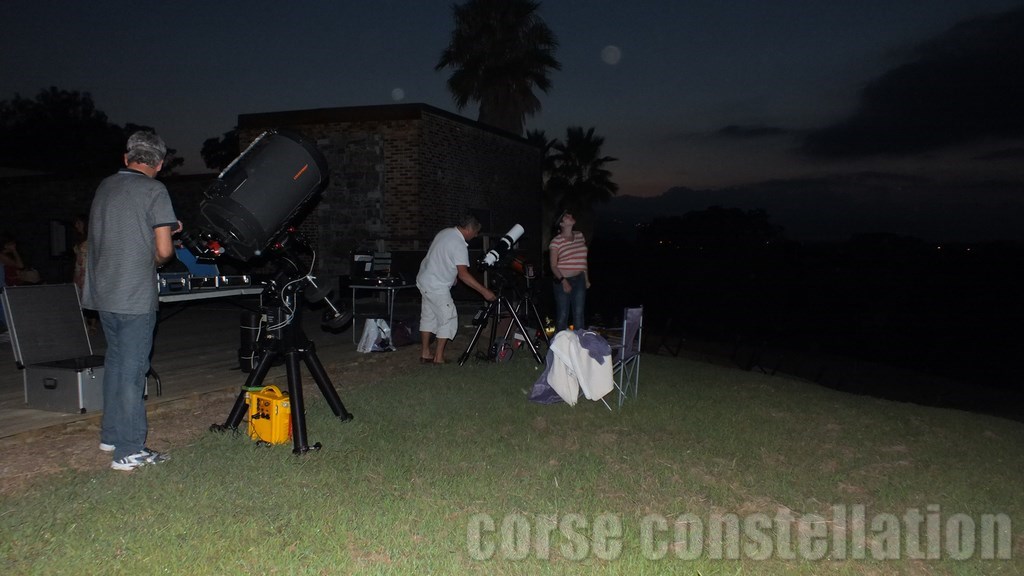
[553,274,586,331]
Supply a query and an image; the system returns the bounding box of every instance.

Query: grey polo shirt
[82,168,177,314]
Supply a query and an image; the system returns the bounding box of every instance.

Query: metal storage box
[156,248,252,295]
[158,272,190,295]
[2,284,104,413]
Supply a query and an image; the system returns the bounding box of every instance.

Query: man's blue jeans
[553,274,587,331]
[99,310,157,459]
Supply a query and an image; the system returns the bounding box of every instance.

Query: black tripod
[458,273,545,366]
[212,278,352,454]
[512,274,550,348]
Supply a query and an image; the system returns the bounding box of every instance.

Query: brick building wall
[2,103,543,288]
[238,103,543,283]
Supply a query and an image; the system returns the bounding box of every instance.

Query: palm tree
[548,126,619,208]
[526,128,561,244]
[525,128,557,175]
[546,126,618,241]
[436,0,560,135]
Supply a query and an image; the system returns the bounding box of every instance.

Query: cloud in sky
[974,147,1024,161]
[801,6,1024,158]
[3,1,1021,194]
[716,125,791,139]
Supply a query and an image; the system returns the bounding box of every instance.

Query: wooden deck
[0,297,361,440]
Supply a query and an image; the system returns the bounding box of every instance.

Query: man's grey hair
[125,131,167,167]
[457,213,482,231]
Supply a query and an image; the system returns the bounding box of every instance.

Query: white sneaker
[99,442,115,452]
[141,448,169,463]
[111,448,169,471]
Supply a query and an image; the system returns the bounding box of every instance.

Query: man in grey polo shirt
[83,131,180,471]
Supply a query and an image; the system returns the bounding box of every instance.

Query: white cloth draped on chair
[529,329,614,406]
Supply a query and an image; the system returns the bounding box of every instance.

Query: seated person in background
[72,215,99,331]
[1,232,26,287]
[72,215,89,292]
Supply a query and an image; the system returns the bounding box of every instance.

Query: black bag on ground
[390,317,419,347]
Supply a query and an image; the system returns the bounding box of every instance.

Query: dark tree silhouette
[525,128,557,175]
[547,126,619,208]
[0,87,183,176]
[530,126,618,241]
[201,127,239,171]
[436,0,561,135]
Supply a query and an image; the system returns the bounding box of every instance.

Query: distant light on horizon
[391,88,405,101]
[601,45,622,65]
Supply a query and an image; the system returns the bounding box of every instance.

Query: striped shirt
[549,231,588,275]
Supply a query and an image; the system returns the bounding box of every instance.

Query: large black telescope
[198,128,354,454]
[199,129,328,262]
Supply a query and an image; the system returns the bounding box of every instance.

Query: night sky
[2,1,1022,198]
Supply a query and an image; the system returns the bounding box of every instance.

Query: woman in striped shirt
[549,210,591,331]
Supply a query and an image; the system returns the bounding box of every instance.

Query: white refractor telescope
[481,224,524,267]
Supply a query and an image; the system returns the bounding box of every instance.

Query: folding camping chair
[607,306,643,408]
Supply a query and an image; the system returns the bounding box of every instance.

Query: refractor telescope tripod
[457,272,546,366]
[211,274,353,454]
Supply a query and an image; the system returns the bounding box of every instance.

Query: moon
[601,45,622,65]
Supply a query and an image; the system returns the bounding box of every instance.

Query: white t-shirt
[416,227,469,293]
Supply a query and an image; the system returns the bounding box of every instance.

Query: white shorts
[419,290,458,340]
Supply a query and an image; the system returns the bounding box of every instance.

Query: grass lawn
[2,353,1022,575]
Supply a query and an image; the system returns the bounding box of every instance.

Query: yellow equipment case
[246,385,291,444]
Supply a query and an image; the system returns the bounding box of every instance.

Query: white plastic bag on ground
[356,318,394,353]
